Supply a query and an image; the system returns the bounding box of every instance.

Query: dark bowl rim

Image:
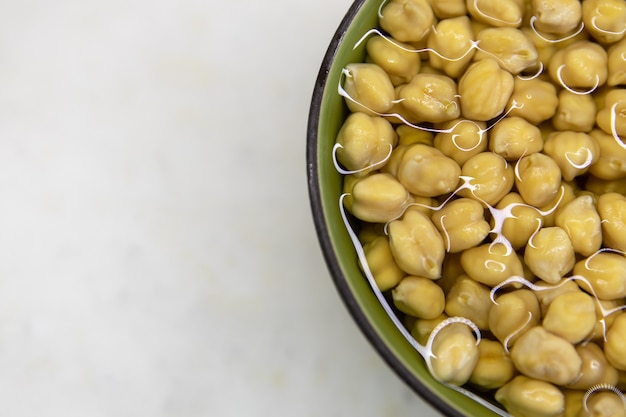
[305,1,463,416]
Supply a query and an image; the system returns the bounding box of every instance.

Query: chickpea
[470,339,516,389]
[604,316,626,371]
[566,342,619,391]
[431,198,490,253]
[459,152,514,206]
[489,289,541,347]
[507,77,559,125]
[433,119,487,167]
[524,226,575,285]
[335,112,397,176]
[397,73,461,123]
[531,0,582,35]
[466,0,524,28]
[458,59,515,121]
[563,390,585,417]
[582,0,626,45]
[343,63,397,115]
[430,322,480,385]
[437,251,465,294]
[408,313,448,345]
[365,36,421,86]
[587,298,622,342]
[461,242,526,287]
[392,275,446,319]
[350,173,409,223]
[542,131,600,181]
[489,116,544,161]
[473,27,539,75]
[533,278,581,316]
[444,275,493,329]
[587,129,626,181]
[379,0,435,43]
[596,88,626,138]
[495,375,565,417]
[598,192,626,253]
[427,0,467,18]
[388,209,445,279]
[555,195,603,257]
[553,90,597,132]
[493,192,543,251]
[573,250,626,301]
[585,175,626,196]
[515,152,562,208]
[396,143,462,197]
[607,38,626,87]
[578,391,626,417]
[362,236,406,291]
[542,291,597,344]
[511,326,582,385]
[395,124,435,147]
[539,180,575,228]
[427,16,476,79]
[548,41,608,91]
[522,26,557,70]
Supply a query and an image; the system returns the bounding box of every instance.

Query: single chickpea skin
[493,192,543,251]
[342,63,397,115]
[596,88,626,138]
[608,38,626,87]
[489,116,544,161]
[555,195,602,257]
[444,275,493,330]
[461,242,525,287]
[542,291,597,344]
[488,289,541,348]
[392,275,445,319]
[548,41,608,91]
[553,90,597,132]
[515,152,562,208]
[433,119,487,166]
[511,326,582,386]
[431,198,490,253]
[362,235,407,292]
[466,0,524,28]
[388,209,445,279]
[379,0,435,43]
[396,143,461,198]
[532,0,582,35]
[542,131,600,181]
[335,112,397,175]
[459,152,514,206]
[507,77,559,125]
[582,0,626,45]
[429,322,480,386]
[573,250,626,301]
[587,129,626,181]
[605,313,626,371]
[469,339,515,389]
[598,192,626,253]
[427,16,476,79]
[365,36,421,86]
[566,342,619,391]
[458,59,515,121]
[397,73,461,123]
[495,375,565,417]
[350,173,409,223]
[473,27,539,74]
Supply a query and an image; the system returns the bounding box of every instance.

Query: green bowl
[306,1,504,416]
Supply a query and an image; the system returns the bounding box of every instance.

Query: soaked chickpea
[469,339,516,389]
[489,289,541,347]
[397,73,461,123]
[427,16,476,78]
[466,0,524,28]
[607,38,626,87]
[459,152,514,206]
[489,116,544,161]
[582,0,626,45]
[458,59,515,121]
[542,131,599,181]
[598,192,626,252]
[553,90,597,132]
[343,63,397,115]
[495,376,564,417]
[515,152,562,207]
[433,119,487,166]
[379,0,435,43]
[365,36,421,86]
[531,0,582,35]
[548,41,608,91]
[506,77,559,125]
[473,27,539,74]
[431,198,490,253]
[392,275,446,319]
[524,226,575,284]
[396,143,461,197]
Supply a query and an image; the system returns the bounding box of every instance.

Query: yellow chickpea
[607,38,626,87]
[408,313,448,345]
[430,322,480,386]
[362,236,407,292]
[573,250,626,301]
[444,275,493,329]
[582,0,626,44]
[458,59,515,121]
[585,175,626,195]
[489,289,541,347]
[466,0,524,28]
[349,173,409,223]
[427,16,476,79]
[392,275,446,319]
[566,342,619,391]
[531,0,582,35]
[459,152,514,206]
[555,195,603,257]
[507,77,559,125]
[605,313,626,371]
[388,209,445,279]
[515,152,562,208]
[470,339,516,389]
[553,89,597,132]
[579,391,626,417]
[598,192,626,253]
[433,119,487,167]
[431,198,490,253]
[473,27,539,74]
[596,88,626,138]
[427,0,467,18]
[365,35,421,86]
[493,192,544,251]
[342,63,397,115]
[495,375,565,417]
[524,226,575,285]
[396,143,462,197]
[587,128,626,181]
[379,0,435,43]
[542,291,597,344]
[533,278,581,316]
[461,242,525,287]
[542,131,600,181]
[489,116,544,161]
[548,41,608,91]
[397,73,461,123]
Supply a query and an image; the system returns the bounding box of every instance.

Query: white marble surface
[0,1,441,416]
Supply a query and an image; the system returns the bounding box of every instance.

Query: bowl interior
[307,1,504,416]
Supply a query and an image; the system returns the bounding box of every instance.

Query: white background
[0,1,441,416]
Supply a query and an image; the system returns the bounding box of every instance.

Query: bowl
[306,1,501,415]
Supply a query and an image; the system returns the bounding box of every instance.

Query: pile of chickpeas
[334,0,626,415]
